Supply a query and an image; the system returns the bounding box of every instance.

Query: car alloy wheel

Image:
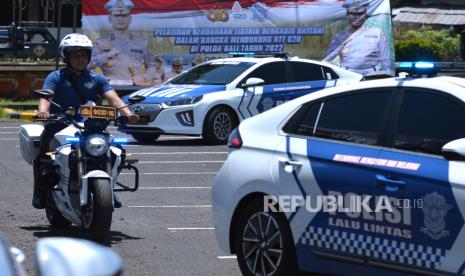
[242,212,283,275]
[213,112,232,141]
[235,199,297,276]
[204,107,237,144]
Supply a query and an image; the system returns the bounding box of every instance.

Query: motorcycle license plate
[80,105,117,120]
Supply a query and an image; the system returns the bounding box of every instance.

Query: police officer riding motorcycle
[19,33,142,242]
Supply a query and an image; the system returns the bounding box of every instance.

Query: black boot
[114,194,122,208]
[32,160,46,209]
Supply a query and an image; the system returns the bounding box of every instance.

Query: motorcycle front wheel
[81,178,113,243]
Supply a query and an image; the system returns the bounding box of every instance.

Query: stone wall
[0,64,59,99]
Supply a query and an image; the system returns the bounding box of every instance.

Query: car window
[169,61,255,85]
[322,66,339,80]
[289,61,325,82]
[243,62,287,85]
[313,90,391,145]
[394,89,465,155]
[283,102,321,136]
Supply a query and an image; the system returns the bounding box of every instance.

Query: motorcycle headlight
[84,134,109,156]
[164,95,203,107]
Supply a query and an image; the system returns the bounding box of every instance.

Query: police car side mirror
[33,89,54,99]
[128,95,145,104]
[441,138,465,161]
[36,237,123,276]
[241,78,265,88]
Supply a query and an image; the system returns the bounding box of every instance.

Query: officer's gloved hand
[127,113,140,124]
[37,110,50,119]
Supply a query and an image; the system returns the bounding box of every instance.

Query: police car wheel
[235,199,298,276]
[203,107,237,145]
[131,133,160,143]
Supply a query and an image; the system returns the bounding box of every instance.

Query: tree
[395,26,460,61]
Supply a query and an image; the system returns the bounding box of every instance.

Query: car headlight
[84,134,109,156]
[164,95,203,107]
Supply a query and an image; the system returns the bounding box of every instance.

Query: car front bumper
[119,104,205,135]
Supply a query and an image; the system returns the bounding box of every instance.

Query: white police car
[212,67,465,275]
[119,55,362,144]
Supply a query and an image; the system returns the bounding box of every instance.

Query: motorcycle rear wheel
[46,194,72,227]
[81,179,113,243]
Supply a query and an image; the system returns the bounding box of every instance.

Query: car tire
[203,107,237,145]
[131,133,160,144]
[235,198,298,276]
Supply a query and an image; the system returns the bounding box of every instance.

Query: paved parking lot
[0,121,241,275]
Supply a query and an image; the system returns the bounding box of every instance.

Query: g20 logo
[233,13,247,20]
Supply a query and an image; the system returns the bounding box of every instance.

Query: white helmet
[59,33,93,63]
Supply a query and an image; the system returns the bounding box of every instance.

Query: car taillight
[228,128,242,148]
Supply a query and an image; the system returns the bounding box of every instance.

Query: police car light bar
[398,62,413,69]
[396,61,437,77]
[414,62,435,69]
[228,52,255,57]
[227,52,290,59]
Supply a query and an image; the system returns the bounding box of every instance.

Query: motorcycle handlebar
[32,114,85,129]
[33,113,132,129]
[32,114,59,121]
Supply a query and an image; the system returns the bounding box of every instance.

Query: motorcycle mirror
[128,95,145,104]
[33,89,55,99]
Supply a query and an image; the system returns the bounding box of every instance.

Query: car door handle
[279,159,302,167]
[376,174,406,192]
[279,159,302,173]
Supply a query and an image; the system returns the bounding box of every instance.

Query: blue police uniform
[325,27,393,76]
[43,67,112,118]
[323,0,394,76]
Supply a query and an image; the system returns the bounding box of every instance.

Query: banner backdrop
[82,0,394,86]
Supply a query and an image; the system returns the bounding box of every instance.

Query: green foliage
[0,99,38,105]
[394,26,461,61]
[0,107,6,118]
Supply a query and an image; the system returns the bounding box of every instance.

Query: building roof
[393,6,465,26]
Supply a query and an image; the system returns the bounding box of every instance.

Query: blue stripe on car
[122,84,227,103]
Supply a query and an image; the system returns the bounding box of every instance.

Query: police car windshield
[168,61,255,85]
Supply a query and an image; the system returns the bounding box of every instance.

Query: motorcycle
[19,89,145,242]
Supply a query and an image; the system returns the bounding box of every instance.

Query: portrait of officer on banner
[144,55,166,86]
[323,0,394,77]
[165,57,184,81]
[88,0,155,86]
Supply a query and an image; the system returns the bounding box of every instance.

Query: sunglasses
[113,14,130,18]
[347,11,365,16]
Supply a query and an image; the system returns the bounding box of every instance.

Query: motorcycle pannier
[19,124,44,165]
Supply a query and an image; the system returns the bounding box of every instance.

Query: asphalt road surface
[0,120,241,276]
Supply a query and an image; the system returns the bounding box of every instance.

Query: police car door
[237,61,290,118]
[374,88,465,274]
[275,89,393,273]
